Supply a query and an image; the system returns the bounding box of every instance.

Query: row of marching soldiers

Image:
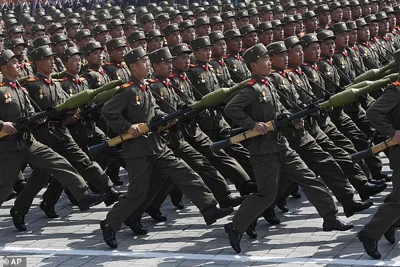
[0,0,398,259]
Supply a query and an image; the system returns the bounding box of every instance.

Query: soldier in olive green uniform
[100,47,233,249]
[224,44,352,254]
[209,31,234,87]
[358,76,400,259]
[187,36,254,179]
[8,38,35,78]
[14,46,120,220]
[0,50,104,229]
[103,38,131,83]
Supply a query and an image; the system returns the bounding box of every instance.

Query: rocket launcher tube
[352,139,398,162]
[88,79,250,155]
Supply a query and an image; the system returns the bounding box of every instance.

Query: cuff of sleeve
[245,120,256,130]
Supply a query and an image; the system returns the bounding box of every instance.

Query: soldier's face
[318,12,331,25]
[369,22,379,37]
[173,15,183,24]
[335,32,349,48]
[304,17,318,31]
[167,31,182,46]
[243,32,258,47]
[133,40,147,51]
[273,27,284,41]
[131,56,150,78]
[194,47,212,62]
[249,15,260,27]
[212,39,227,57]
[110,47,125,62]
[67,25,79,38]
[320,39,336,57]
[288,45,303,66]
[331,8,343,22]
[54,41,68,54]
[389,14,397,29]
[212,23,224,32]
[343,7,352,21]
[378,19,389,33]
[348,30,357,46]
[271,52,288,69]
[284,23,296,38]
[304,42,320,62]
[12,44,26,57]
[252,55,271,76]
[87,49,103,66]
[154,59,172,77]
[224,18,236,30]
[196,25,211,37]
[357,26,370,41]
[4,58,21,78]
[236,17,249,29]
[65,54,81,75]
[148,37,163,52]
[173,53,191,72]
[144,20,156,32]
[362,5,371,16]
[371,3,378,13]
[37,56,54,74]
[33,30,46,39]
[261,11,273,21]
[274,12,284,20]
[110,26,124,38]
[298,6,308,15]
[259,30,273,45]
[227,37,242,53]
[296,21,304,33]
[95,32,109,45]
[352,6,362,19]
[159,21,171,31]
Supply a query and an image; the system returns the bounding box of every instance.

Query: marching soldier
[223,43,352,254]
[146,29,164,53]
[99,47,234,249]
[224,29,251,83]
[209,31,234,87]
[103,38,131,83]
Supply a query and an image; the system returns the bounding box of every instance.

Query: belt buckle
[23,132,28,140]
[48,121,55,129]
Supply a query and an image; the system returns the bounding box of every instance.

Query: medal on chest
[233,63,238,72]
[136,95,141,105]
[200,73,206,83]
[69,88,74,97]
[262,91,267,101]
[39,89,44,99]
[4,93,12,103]
[180,83,184,91]
[160,90,164,99]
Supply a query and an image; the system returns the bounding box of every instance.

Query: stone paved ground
[0,155,398,267]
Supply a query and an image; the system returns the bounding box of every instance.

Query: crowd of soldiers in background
[0,0,399,260]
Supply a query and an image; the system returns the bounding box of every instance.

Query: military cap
[69,13,80,20]
[51,33,69,45]
[329,22,350,33]
[356,18,369,28]
[149,47,173,64]
[341,0,351,7]
[82,42,104,56]
[195,17,211,28]
[224,29,243,40]
[382,7,395,14]
[65,18,80,29]
[5,18,18,29]
[75,29,93,41]
[297,0,308,7]
[346,21,357,30]
[293,13,303,22]
[242,43,268,64]
[83,15,98,26]
[235,10,249,21]
[5,13,15,20]
[124,20,139,31]
[190,36,212,50]
[107,19,124,30]
[208,5,220,14]
[159,1,169,7]
[98,13,112,22]
[128,31,146,43]
[209,31,225,43]
[136,6,149,17]
[236,2,247,10]
[178,5,189,12]
[146,29,164,41]
[349,0,361,6]
[272,5,284,13]
[317,30,336,41]
[0,50,18,66]
[258,21,274,33]
[8,26,24,36]
[248,8,259,16]
[76,7,86,13]
[210,16,223,25]
[271,20,284,28]
[48,23,64,34]
[194,7,207,16]
[139,13,155,25]
[8,38,27,50]
[375,11,388,21]
[266,41,288,56]
[359,0,369,5]
[124,9,136,18]
[329,2,342,10]
[240,24,257,36]
[106,38,127,51]
[222,4,235,12]
[179,21,195,31]
[182,11,195,20]
[364,14,378,23]
[281,15,296,25]
[85,10,96,17]
[284,2,297,11]
[92,25,108,37]
[315,4,331,14]
[284,36,302,49]
[33,36,51,48]
[301,33,320,46]
[124,47,147,65]
[164,7,175,14]
[31,24,45,34]
[212,0,222,6]
[254,0,263,6]
[170,10,182,19]
[40,15,53,24]
[201,1,210,6]
[110,6,122,16]
[259,5,272,14]
[63,8,73,15]
[162,23,180,36]
[60,47,82,62]
[156,13,170,23]
[30,45,56,61]
[221,11,235,20]
[303,11,317,21]
[22,16,35,26]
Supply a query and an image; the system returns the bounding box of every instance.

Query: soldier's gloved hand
[128,123,143,138]
[1,122,17,135]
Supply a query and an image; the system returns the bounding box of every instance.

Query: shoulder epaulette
[223,54,230,59]
[104,62,113,65]
[391,81,400,87]
[246,79,256,86]
[26,77,39,82]
[79,77,86,81]
[146,78,159,83]
[301,63,310,66]
[286,68,294,72]
[53,77,68,82]
[26,62,32,66]
[189,64,199,68]
[120,81,134,89]
[169,73,178,78]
